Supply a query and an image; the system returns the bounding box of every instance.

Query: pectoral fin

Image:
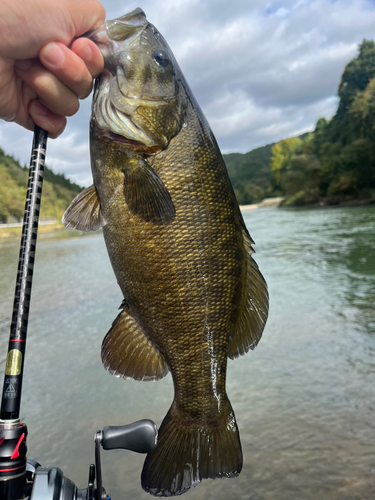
[123,157,175,224]
[228,230,269,358]
[62,184,104,231]
[101,307,169,381]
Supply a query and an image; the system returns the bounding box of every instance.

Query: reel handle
[102,420,157,453]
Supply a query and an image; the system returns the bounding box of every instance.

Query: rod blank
[0,126,48,420]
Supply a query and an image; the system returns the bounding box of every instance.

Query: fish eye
[153,49,170,68]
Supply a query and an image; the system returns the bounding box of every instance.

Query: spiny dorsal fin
[123,156,175,225]
[62,184,104,231]
[228,230,269,359]
[101,307,169,381]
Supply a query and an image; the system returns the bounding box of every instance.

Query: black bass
[63,8,268,497]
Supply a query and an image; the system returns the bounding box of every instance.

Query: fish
[63,8,269,497]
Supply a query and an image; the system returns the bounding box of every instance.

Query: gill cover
[87,8,183,149]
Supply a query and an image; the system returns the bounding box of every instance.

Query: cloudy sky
[1,0,375,186]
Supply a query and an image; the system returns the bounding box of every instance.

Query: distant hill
[0,148,82,224]
[223,143,276,204]
[223,133,310,205]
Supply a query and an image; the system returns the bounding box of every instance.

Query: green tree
[0,147,83,223]
[271,137,302,186]
[349,76,375,140]
[291,39,375,204]
[337,39,375,118]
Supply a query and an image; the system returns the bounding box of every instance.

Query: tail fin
[141,402,242,496]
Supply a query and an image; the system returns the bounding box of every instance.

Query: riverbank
[0,222,63,240]
[303,196,375,208]
[2,195,373,240]
[0,222,91,243]
[240,196,285,210]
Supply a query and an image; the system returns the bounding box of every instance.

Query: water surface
[0,206,374,500]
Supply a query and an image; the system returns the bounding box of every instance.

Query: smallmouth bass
[63,8,269,497]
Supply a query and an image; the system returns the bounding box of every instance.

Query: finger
[0,72,38,131]
[29,100,66,139]
[11,80,66,138]
[14,59,80,117]
[39,42,95,99]
[71,38,104,78]
[0,57,19,121]
[14,80,38,132]
[0,0,106,60]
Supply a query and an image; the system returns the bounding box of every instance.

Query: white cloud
[275,7,290,16]
[46,133,91,186]
[293,0,307,9]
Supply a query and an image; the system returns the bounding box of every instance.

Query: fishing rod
[0,126,157,500]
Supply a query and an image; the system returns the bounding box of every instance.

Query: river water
[0,206,374,500]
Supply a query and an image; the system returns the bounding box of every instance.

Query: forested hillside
[0,148,82,223]
[270,40,375,206]
[225,39,375,206]
[223,144,275,204]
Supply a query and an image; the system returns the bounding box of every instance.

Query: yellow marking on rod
[5,349,22,376]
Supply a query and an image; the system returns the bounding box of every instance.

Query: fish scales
[63,8,268,497]
[93,104,239,409]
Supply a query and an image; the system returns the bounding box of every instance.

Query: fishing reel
[0,419,157,500]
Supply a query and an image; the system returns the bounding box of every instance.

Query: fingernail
[30,100,49,116]
[42,42,65,67]
[14,59,32,71]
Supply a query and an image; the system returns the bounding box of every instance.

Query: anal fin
[101,307,169,381]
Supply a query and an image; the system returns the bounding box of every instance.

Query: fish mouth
[98,129,163,154]
[93,70,176,151]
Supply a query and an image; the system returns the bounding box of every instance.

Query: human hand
[0,0,106,138]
